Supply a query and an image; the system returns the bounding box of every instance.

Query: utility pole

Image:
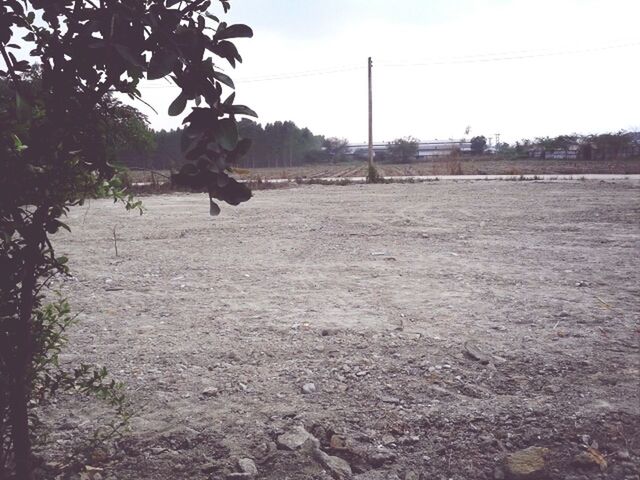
[368,57,373,177]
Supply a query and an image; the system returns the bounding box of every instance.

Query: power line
[138,64,363,89]
[137,40,640,89]
[239,64,363,83]
[378,41,640,67]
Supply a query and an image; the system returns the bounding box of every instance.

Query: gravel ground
[35,180,640,480]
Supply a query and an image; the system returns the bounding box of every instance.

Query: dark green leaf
[230,105,258,117]
[209,40,242,67]
[147,48,179,80]
[209,199,221,216]
[234,138,252,157]
[212,70,235,89]
[215,24,253,40]
[55,221,71,233]
[211,177,252,205]
[13,60,30,72]
[11,134,23,149]
[168,93,188,116]
[114,44,144,68]
[215,118,238,151]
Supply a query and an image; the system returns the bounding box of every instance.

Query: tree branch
[0,45,21,85]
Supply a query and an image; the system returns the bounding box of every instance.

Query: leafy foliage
[387,136,419,163]
[122,119,326,170]
[0,1,255,477]
[470,135,487,155]
[366,163,384,184]
[521,131,638,160]
[241,120,325,168]
[322,137,350,162]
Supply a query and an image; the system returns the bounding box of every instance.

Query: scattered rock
[367,448,397,468]
[226,474,252,480]
[319,453,352,479]
[573,448,608,471]
[464,340,492,364]
[330,434,348,450]
[616,449,630,460]
[201,462,217,474]
[277,426,318,451]
[253,441,278,464]
[382,434,396,445]
[321,328,340,336]
[379,395,401,404]
[302,383,317,394]
[201,387,218,397]
[306,439,352,479]
[404,471,420,480]
[502,446,549,479]
[579,434,591,446]
[398,435,419,445]
[479,434,495,447]
[543,385,561,394]
[237,458,258,477]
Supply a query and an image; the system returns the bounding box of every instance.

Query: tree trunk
[9,376,32,480]
[10,241,39,480]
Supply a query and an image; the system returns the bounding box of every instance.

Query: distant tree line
[115,120,639,170]
[237,119,324,168]
[4,71,621,170]
[506,132,640,160]
[121,119,335,170]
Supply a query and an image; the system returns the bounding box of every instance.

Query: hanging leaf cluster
[0,0,256,215]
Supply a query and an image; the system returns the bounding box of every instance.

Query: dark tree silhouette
[470,135,487,155]
[388,136,419,163]
[0,1,254,477]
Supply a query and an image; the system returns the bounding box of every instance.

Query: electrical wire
[378,41,640,68]
[239,64,364,82]
[138,64,364,89]
[137,40,640,88]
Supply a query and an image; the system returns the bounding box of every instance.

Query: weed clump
[366,164,384,183]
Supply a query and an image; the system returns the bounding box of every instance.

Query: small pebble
[302,383,316,394]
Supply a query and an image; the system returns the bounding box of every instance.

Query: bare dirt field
[37,180,639,480]
[127,157,640,185]
[237,158,640,181]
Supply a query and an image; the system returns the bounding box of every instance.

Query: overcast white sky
[137,0,639,144]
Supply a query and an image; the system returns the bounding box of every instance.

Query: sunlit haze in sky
[137,0,640,144]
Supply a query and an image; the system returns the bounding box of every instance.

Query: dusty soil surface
[36,180,639,480]
[127,157,640,184]
[237,158,640,180]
